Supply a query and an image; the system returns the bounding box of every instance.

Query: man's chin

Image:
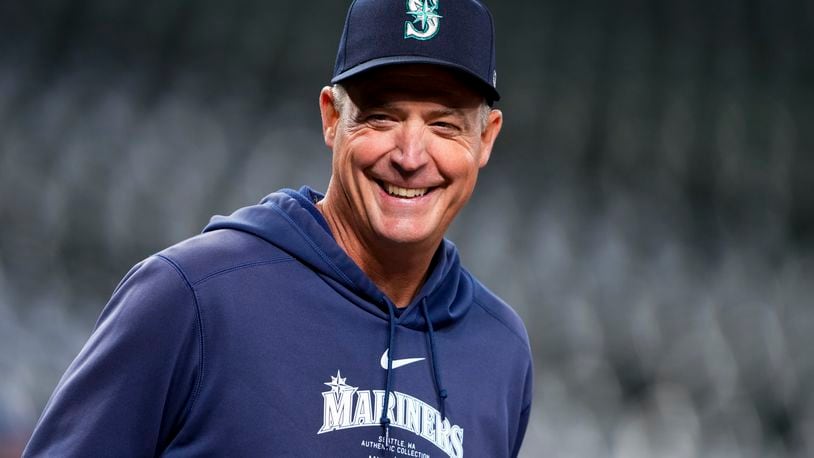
[372,222,439,247]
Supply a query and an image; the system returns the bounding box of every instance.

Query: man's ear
[319,86,340,148]
[477,108,503,168]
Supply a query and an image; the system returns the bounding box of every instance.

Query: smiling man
[317,64,503,308]
[24,1,532,457]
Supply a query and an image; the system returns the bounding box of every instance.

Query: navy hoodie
[24,187,533,457]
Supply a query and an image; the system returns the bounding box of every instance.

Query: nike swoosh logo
[380,349,425,370]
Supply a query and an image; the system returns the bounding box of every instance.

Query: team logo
[318,370,464,457]
[405,0,442,41]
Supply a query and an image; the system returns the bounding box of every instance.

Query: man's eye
[366,114,392,123]
[431,121,460,132]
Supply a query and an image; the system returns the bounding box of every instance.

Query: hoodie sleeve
[23,255,202,457]
[510,359,534,458]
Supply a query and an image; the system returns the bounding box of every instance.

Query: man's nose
[391,123,429,173]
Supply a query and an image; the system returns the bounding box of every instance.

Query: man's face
[319,64,503,249]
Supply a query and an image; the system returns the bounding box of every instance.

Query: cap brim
[331,55,500,103]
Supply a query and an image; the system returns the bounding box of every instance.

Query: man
[24,0,532,456]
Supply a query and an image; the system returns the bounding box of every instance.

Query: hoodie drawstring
[420,297,448,420]
[380,297,449,449]
[380,297,396,447]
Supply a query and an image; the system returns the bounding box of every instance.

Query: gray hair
[331,84,492,132]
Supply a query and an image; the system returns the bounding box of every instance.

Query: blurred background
[0,0,812,456]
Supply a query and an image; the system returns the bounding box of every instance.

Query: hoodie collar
[204,186,473,331]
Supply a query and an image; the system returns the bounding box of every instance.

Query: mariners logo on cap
[404,0,442,41]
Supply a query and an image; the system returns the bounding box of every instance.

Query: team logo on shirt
[405,0,442,40]
[317,370,464,458]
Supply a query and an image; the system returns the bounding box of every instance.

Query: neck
[317,198,438,308]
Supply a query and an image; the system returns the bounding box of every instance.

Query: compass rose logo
[404,0,442,41]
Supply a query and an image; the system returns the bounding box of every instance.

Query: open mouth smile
[386,183,426,198]
[375,180,440,200]
[375,180,437,199]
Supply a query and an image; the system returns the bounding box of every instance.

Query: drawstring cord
[380,297,448,453]
[380,297,396,449]
[420,298,448,420]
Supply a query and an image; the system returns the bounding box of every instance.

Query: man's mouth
[379,181,432,199]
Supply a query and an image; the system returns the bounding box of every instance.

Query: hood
[203,186,474,331]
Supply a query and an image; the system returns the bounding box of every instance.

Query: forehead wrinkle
[348,83,480,109]
[353,98,408,119]
[429,107,465,118]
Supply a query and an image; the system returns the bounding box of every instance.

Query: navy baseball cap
[332,0,500,103]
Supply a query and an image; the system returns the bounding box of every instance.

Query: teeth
[386,183,428,198]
